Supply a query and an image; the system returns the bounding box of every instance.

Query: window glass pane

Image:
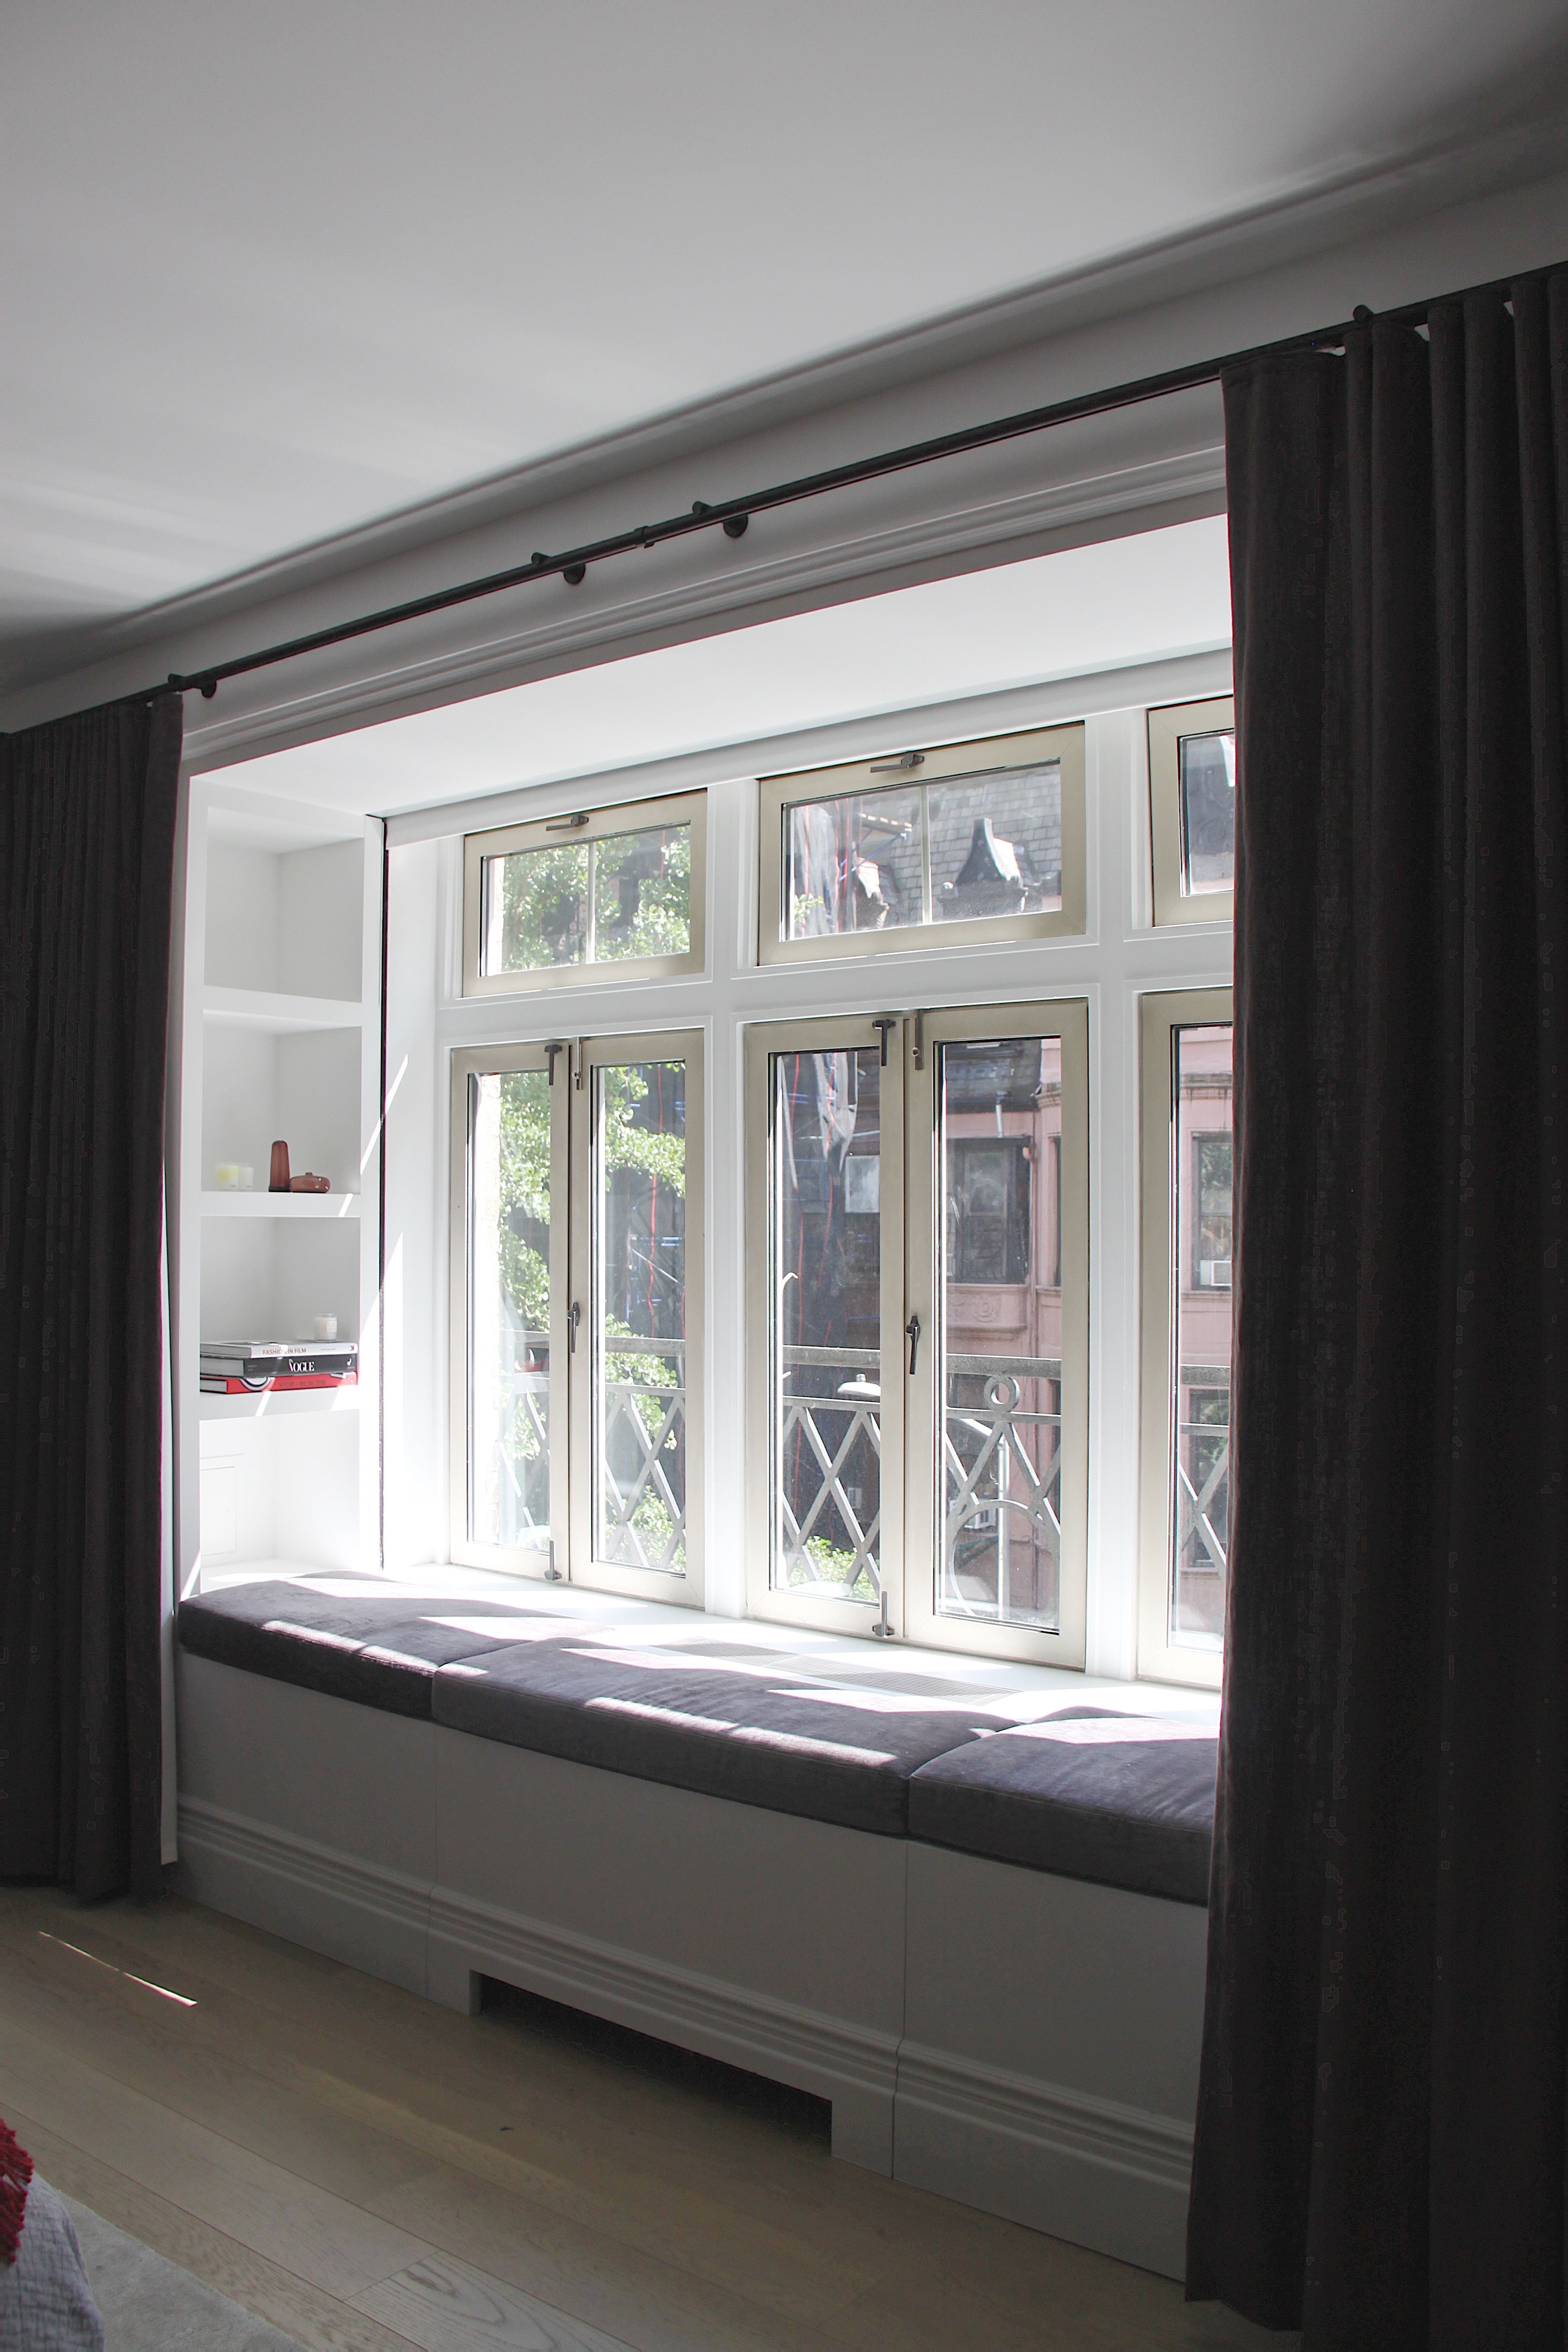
[468,1069,552,1555]
[785,786,922,941]
[1178,731,1236,895]
[768,1047,884,1601]
[482,840,589,973]
[782,762,1064,943]
[931,764,1061,921]
[1172,1024,1233,1645]
[590,823,692,963]
[937,1036,1062,1631]
[592,1059,688,1575]
[481,822,692,974]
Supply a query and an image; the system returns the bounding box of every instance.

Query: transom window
[758,726,1085,964]
[1147,698,1235,925]
[461,791,706,995]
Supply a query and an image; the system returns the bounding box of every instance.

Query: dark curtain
[1187,274,1568,2345]
[0,695,183,1899]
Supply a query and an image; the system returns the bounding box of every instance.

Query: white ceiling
[212,514,1232,818]
[7,1,1566,682]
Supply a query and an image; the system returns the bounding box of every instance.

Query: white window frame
[449,1041,570,1579]
[1137,988,1232,1689]
[449,1027,706,1608]
[1147,698,1234,927]
[570,1028,706,1608]
[744,998,1089,1669]
[461,788,707,996]
[426,654,1236,1686]
[757,724,1086,967]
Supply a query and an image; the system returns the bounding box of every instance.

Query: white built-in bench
[175,1571,1218,2278]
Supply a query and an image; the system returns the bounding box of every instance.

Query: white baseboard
[177,1795,432,1996]
[894,2040,1193,2279]
[177,1793,1193,2272]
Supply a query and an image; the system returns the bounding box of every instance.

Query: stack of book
[200,1340,359,1394]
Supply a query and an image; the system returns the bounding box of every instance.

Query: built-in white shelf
[200,1190,361,1219]
[203,984,365,1034]
[198,1387,361,1423]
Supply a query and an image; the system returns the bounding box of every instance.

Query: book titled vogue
[200,1339,358,1394]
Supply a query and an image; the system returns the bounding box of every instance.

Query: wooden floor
[0,1884,1285,2352]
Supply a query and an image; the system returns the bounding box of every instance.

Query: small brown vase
[269,1140,291,1193]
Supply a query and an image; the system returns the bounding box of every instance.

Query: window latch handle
[546,1041,565,1086]
[905,1312,921,1375]
[569,1301,581,1351]
[872,1016,897,1067]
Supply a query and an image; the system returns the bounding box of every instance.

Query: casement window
[451,1030,704,1604]
[1147,699,1235,926]
[1138,993,1233,1687]
[461,791,706,995]
[757,726,1086,965]
[744,1000,1089,1666]
[440,682,1233,1682]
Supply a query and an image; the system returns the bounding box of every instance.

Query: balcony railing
[775,1344,1062,1621]
[484,1329,689,1576]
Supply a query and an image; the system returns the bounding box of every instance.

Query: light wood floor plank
[0,1886,1291,2352]
[0,2032,426,2301]
[355,2253,639,2352]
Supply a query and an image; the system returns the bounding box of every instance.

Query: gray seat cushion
[177,1579,549,1718]
[433,1634,991,1835]
[907,1706,1218,1902]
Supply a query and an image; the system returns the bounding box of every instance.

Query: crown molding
[9,105,1566,710]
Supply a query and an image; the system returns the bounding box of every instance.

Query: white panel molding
[178,1795,432,1933]
[895,2038,1192,2194]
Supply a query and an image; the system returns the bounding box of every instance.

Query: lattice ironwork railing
[490,1330,690,1574]
[774,1345,1064,1608]
[1176,1418,1229,1576]
[596,1331,688,1575]
[940,1354,1062,1622]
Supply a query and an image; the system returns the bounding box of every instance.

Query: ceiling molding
[13,101,1566,704]
[179,405,1227,777]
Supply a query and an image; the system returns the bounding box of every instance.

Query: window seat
[177,1574,1217,1898]
[175,1571,1219,2278]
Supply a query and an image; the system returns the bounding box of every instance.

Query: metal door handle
[905,1312,920,1374]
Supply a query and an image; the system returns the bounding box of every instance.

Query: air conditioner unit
[1198,1259,1232,1288]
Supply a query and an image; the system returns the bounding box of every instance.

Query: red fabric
[0,2118,33,2264]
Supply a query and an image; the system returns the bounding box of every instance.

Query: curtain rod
[140,259,1555,706]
